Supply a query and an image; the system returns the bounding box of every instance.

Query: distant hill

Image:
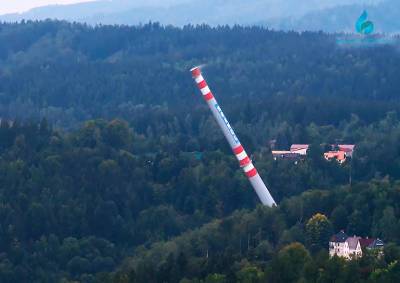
[274,0,400,33]
[0,0,390,30]
[0,0,188,23]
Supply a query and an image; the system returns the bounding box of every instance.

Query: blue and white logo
[336,10,395,47]
[355,10,374,35]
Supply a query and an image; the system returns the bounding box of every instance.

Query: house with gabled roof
[272,143,355,164]
[324,151,347,164]
[271,144,309,162]
[329,230,348,258]
[329,231,384,260]
[369,239,384,249]
[346,236,362,259]
[290,144,309,155]
[338,144,355,158]
[324,144,355,164]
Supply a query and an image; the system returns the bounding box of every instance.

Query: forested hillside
[0,21,399,282]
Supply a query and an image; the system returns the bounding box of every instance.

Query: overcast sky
[0,0,385,16]
[0,0,95,15]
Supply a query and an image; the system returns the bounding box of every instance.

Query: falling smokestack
[190,66,276,207]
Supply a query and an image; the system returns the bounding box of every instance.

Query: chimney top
[190,66,201,78]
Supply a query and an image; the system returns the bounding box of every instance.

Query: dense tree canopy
[0,21,399,282]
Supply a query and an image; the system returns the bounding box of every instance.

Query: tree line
[0,21,398,282]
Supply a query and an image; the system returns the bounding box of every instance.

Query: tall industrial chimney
[190,66,276,207]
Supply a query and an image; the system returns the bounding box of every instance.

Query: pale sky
[0,0,386,16]
[0,0,96,15]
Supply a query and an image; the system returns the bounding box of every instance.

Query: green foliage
[0,21,399,282]
[116,180,400,282]
[236,265,264,283]
[306,213,333,252]
[204,273,227,283]
[370,261,400,283]
[266,243,311,283]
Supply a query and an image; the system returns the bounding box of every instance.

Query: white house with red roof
[272,144,355,164]
[324,151,347,164]
[338,144,355,158]
[329,231,384,260]
[290,144,309,155]
[329,230,349,258]
[271,144,309,162]
[324,144,355,164]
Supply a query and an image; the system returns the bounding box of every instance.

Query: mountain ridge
[273,0,400,33]
[1,0,393,32]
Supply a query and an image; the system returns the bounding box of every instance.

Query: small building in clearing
[324,144,355,164]
[324,151,347,164]
[338,144,355,158]
[271,151,302,163]
[271,144,309,163]
[290,144,309,155]
[329,231,384,260]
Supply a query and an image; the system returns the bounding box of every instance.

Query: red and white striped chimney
[190,66,276,207]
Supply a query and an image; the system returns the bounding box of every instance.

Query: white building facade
[329,231,383,260]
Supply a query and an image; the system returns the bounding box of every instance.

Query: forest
[0,20,399,282]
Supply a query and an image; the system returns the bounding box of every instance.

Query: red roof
[290,144,309,151]
[324,151,346,161]
[338,145,355,152]
[359,238,375,248]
